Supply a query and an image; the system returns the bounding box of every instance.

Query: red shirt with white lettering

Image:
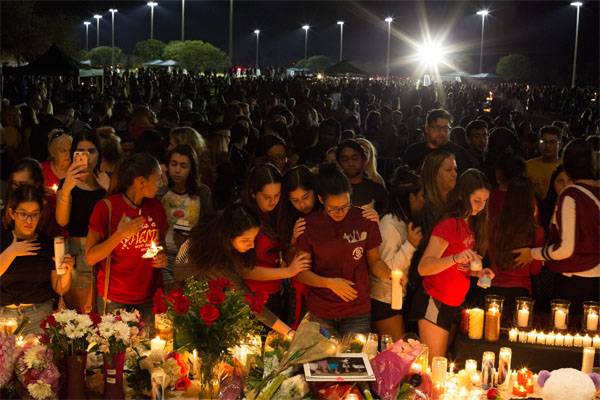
[88,194,167,304]
[423,217,475,307]
[296,207,382,319]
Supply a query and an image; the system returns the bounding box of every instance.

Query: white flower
[64,323,86,339]
[74,314,93,329]
[113,321,130,342]
[118,310,139,323]
[54,309,77,325]
[23,346,45,369]
[101,314,115,324]
[98,322,115,339]
[27,381,53,399]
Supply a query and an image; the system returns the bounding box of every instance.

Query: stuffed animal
[537,368,600,400]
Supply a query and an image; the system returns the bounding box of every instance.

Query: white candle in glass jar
[564,334,574,347]
[509,328,518,342]
[555,333,564,346]
[574,334,583,347]
[517,308,530,328]
[554,308,567,330]
[536,331,546,345]
[527,330,537,344]
[581,347,595,374]
[587,311,599,332]
[546,332,556,346]
[582,334,593,347]
[518,330,528,343]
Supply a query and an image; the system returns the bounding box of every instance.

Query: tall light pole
[476,9,488,74]
[570,2,583,88]
[254,29,260,69]
[181,0,185,40]
[302,25,309,60]
[93,14,102,47]
[147,2,158,40]
[385,17,393,80]
[337,21,344,61]
[229,0,234,63]
[109,9,117,69]
[83,21,91,51]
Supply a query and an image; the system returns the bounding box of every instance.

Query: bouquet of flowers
[89,309,146,356]
[40,309,98,356]
[153,277,264,396]
[0,334,16,388]
[14,340,60,400]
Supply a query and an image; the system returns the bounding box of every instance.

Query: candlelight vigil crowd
[1,70,599,362]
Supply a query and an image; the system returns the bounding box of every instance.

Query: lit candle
[481,351,495,389]
[564,333,574,347]
[593,335,600,349]
[51,183,58,193]
[526,378,534,394]
[192,349,198,375]
[546,332,556,346]
[517,368,532,386]
[465,359,477,373]
[390,270,403,310]
[517,307,530,328]
[554,308,567,330]
[536,331,546,345]
[411,362,423,373]
[431,357,448,385]
[497,347,512,389]
[527,330,537,344]
[449,362,455,375]
[587,311,599,332]
[513,383,527,397]
[582,334,593,347]
[555,333,565,346]
[471,373,482,386]
[518,330,528,343]
[4,319,18,335]
[468,308,484,340]
[581,347,595,374]
[508,328,518,342]
[485,305,501,342]
[574,333,583,347]
[150,336,166,362]
[457,370,472,389]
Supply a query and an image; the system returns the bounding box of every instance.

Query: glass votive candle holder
[551,299,571,331]
[431,356,448,385]
[514,297,534,329]
[484,295,504,342]
[582,301,599,333]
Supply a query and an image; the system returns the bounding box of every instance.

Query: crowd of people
[1,69,598,361]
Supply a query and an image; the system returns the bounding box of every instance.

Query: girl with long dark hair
[174,203,293,335]
[412,169,494,359]
[371,167,425,341]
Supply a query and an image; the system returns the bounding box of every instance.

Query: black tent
[325,61,368,76]
[4,44,84,76]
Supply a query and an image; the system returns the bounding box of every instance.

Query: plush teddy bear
[537,368,600,400]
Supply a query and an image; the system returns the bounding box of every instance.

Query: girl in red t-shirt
[241,164,311,321]
[86,153,168,320]
[413,169,494,359]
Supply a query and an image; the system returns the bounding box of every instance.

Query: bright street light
[476,9,489,73]
[93,14,102,47]
[302,25,310,60]
[109,9,118,69]
[417,41,444,67]
[385,17,393,79]
[337,21,344,61]
[570,2,583,88]
[254,30,260,69]
[147,2,158,40]
[83,21,91,51]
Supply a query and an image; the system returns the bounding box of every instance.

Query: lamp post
[147,2,158,40]
[385,17,393,80]
[570,1,583,88]
[83,21,91,51]
[476,9,488,74]
[302,25,309,60]
[181,0,185,40]
[109,9,117,69]
[93,14,102,47]
[254,29,260,69]
[229,0,234,63]
[337,21,344,61]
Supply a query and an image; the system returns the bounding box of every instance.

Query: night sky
[37,1,599,75]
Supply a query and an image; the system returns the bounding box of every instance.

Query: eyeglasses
[325,203,352,215]
[14,210,41,222]
[539,139,559,145]
[429,124,451,133]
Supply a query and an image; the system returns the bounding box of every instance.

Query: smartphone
[73,151,89,167]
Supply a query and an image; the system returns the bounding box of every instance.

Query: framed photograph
[303,353,375,382]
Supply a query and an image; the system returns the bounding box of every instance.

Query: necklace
[123,192,143,215]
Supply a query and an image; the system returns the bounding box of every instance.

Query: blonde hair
[355,137,385,187]
[421,150,455,216]
[47,130,73,161]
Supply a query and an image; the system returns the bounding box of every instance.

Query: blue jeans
[320,313,371,336]
[0,300,54,335]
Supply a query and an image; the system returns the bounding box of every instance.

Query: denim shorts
[0,299,54,335]
[319,313,371,336]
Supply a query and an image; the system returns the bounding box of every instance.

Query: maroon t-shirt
[89,194,167,304]
[296,207,382,319]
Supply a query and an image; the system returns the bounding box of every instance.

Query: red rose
[174,376,192,391]
[208,277,231,291]
[207,289,226,305]
[153,289,168,314]
[173,295,191,315]
[167,287,184,303]
[88,312,102,327]
[245,291,269,313]
[199,303,220,325]
[486,388,499,399]
[40,314,56,329]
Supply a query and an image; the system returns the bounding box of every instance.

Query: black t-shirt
[59,180,106,237]
[0,230,56,306]
[403,141,472,174]
[351,178,389,216]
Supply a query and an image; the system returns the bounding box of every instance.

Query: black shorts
[410,285,462,332]
[371,298,403,322]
